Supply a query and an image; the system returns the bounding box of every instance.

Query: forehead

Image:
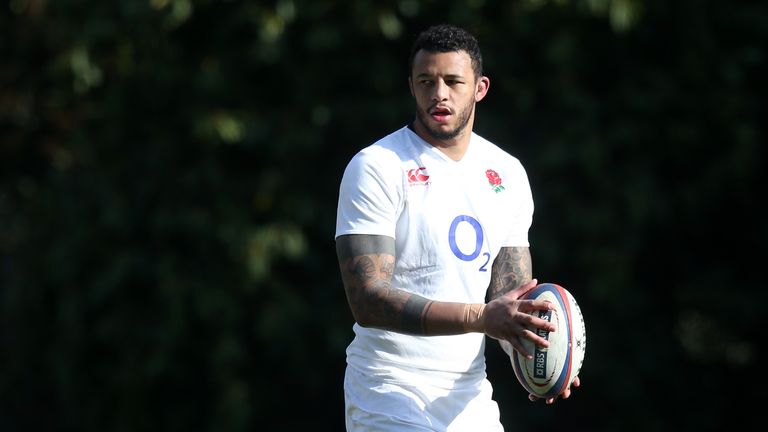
[411,50,474,77]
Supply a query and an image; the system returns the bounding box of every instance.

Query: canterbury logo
[407,167,430,185]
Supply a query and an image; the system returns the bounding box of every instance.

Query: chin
[417,117,459,141]
[429,123,463,140]
[431,129,460,141]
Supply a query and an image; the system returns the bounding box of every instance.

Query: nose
[431,79,449,102]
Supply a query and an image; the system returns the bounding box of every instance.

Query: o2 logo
[448,215,491,272]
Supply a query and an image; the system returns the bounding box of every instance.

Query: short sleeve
[501,161,534,247]
[335,148,403,239]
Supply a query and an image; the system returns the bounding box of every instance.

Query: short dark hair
[408,24,483,78]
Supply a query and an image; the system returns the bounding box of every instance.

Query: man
[335,24,579,431]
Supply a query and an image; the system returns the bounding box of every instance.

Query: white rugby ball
[511,283,586,399]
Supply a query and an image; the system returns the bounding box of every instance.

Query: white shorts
[344,365,503,431]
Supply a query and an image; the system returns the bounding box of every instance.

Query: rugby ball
[511,283,586,399]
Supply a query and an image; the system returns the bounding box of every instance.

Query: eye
[420,79,434,85]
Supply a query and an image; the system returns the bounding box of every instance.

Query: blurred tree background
[1,0,765,431]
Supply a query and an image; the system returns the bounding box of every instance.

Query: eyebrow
[415,73,466,80]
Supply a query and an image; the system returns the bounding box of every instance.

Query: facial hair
[415,99,475,141]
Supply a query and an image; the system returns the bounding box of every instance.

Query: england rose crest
[485,169,505,193]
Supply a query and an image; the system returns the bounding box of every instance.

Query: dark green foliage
[2,0,765,430]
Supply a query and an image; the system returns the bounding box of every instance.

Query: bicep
[335,234,396,294]
[487,246,532,301]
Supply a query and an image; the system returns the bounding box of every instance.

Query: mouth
[430,106,452,123]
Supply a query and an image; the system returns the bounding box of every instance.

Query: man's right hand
[482,279,557,359]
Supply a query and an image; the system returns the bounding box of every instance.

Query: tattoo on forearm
[488,247,532,300]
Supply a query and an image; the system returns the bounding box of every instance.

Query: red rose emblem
[486,169,502,186]
[485,169,505,193]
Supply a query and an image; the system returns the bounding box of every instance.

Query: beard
[415,100,475,141]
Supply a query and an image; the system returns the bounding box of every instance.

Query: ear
[474,76,490,102]
[408,76,415,97]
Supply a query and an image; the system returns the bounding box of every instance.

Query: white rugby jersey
[335,125,534,376]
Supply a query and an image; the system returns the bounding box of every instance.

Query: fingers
[507,336,534,359]
[528,377,580,404]
[506,278,538,300]
[507,327,549,359]
[488,279,556,352]
[504,308,556,352]
[546,386,569,404]
[518,306,557,332]
[523,327,550,349]
[519,298,555,314]
[528,392,561,405]
[500,301,557,358]
[520,278,538,292]
[528,393,559,404]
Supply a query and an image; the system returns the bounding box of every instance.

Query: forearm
[340,255,486,335]
[401,295,486,335]
[486,246,533,347]
[336,234,486,336]
[487,246,533,301]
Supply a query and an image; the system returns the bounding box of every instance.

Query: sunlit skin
[408,50,489,161]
